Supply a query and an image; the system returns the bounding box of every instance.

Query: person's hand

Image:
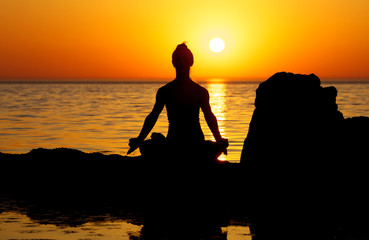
[127,137,143,155]
[217,138,229,155]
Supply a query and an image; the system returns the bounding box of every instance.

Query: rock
[241,72,343,171]
[240,72,369,237]
[240,72,368,180]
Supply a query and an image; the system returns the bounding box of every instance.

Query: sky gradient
[1,0,369,81]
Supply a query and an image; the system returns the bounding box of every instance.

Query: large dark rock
[241,72,344,167]
[240,72,369,239]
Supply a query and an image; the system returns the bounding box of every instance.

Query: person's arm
[128,90,164,154]
[200,89,228,154]
[200,89,224,142]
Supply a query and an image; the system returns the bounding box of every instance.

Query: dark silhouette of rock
[0,147,235,209]
[241,72,344,167]
[0,148,236,239]
[240,72,369,239]
[0,148,146,203]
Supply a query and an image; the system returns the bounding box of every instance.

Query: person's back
[158,79,207,144]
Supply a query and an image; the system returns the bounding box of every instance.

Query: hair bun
[176,42,188,51]
[172,42,194,68]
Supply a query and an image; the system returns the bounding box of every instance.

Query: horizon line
[0,76,369,84]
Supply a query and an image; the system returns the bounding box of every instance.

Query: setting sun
[209,38,225,53]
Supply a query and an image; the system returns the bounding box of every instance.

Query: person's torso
[160,80,205,143]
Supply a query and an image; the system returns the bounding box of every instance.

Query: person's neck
[175,68,191,81]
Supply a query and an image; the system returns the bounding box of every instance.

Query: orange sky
[1,0,369,81]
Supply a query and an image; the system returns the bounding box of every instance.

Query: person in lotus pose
[128,43,228,162]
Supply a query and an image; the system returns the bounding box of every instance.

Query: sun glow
[207,83,227,161]
[209,38,225,53]
[1,1,369,80]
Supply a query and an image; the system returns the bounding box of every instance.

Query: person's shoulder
[157,80,175,98]
[157,81,168,91]
[190,81,209,101]
[160,80,176,90]
[193,81,208,95]
[190,80,206,91]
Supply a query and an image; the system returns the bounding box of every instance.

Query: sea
[1,81,369,162]
[1,80,369,239]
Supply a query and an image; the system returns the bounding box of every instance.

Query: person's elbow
[145,111,159,123]
[205,112,217,122]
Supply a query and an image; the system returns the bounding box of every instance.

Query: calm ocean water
[1,81,369,162]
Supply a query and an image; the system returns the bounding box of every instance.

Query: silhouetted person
[128,43,228,161]
[127,43,229,239]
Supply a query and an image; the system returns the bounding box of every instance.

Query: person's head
[172,43,194,70]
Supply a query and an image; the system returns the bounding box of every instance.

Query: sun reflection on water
[205,82,227,161]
